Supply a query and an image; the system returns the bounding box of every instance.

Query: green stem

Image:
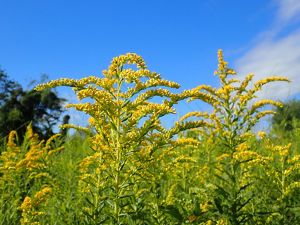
[114,78,122,223]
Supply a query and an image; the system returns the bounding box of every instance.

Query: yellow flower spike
[47,146,64,157]
[235,142,249,151]
[216,153,230,162]
[179,111,209,122]
[227,78,240,84]
[172,138,201,147]
[216,84,234,98]
[65,102,100,116]
[253,110,276,121]
[77,87,114,102]
[144,78,180,89]
[238,73,254,93]
[216,49,227,71]
[33,187,52,205]
[34,78,78,91]
[194,84,218,95]
[20,196,32,211]
[254,76,290,91]
[45,134,61,149]
[250,99,283,114]
[106,53,147,78]
[227,68,237,75]
[7,130,18,148]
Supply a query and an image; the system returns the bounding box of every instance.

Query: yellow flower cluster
[200,202,211,213]
[235,142,249,151]
[7,130,18,148]
[214,49,236,84]
[20,187,52,225]
[120,68,160,82]
[77,87,112,101]
[35,78,77,91]
[254,77,290,90]
[216,49,227,73]
[253,110,276,121]
[172,137,201,147]
[250,99,283,114]
[257,131,267,139]
[20,196,32,211]
[216,84,235,98]
[1,124,62,225]
[179,111,209,122]
[238,73,254,93]
[103,53,147,78]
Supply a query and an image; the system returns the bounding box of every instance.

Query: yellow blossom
[235,142,249,151]
[21,197,32,211]
[257,131,267,139]
[200,202,210,213]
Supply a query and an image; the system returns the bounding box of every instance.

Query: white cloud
[276,0,300,23]
[235,29,300,100]
[235,0,300,101]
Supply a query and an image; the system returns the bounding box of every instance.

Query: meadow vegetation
[1,50,300,224]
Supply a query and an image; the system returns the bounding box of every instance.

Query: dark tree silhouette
[0,69,67,140]
[0,69,22,106]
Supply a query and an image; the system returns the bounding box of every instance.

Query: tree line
[0,69,69,142]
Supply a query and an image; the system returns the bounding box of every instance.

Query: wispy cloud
[235,0,300,100]
[276,0,300,23]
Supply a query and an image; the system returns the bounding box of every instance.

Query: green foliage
[0,69,22,105]
[0,71,66,140]
[272,99,300,132]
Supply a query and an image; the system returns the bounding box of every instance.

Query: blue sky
[1,0,300,128]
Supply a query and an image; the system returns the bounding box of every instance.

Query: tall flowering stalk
[182,50,289,224]
[35,53,208,223]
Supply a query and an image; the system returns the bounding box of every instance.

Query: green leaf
[160,205,184,222]
[214,197,224,214]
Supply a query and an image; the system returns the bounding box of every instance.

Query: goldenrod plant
[0,124,63,224]
[254,134,300,224]
[181,50,289,224]
[35,53,208,224]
